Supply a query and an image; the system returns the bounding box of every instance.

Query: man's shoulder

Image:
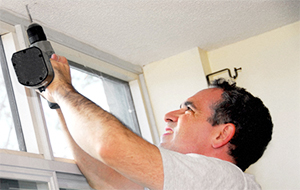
[159,147,239,169]
[158,147,261,190]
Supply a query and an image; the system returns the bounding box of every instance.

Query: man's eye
[186,106,193,111]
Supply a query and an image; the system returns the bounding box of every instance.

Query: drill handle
[48,102,60,109]
[38,83,60,109]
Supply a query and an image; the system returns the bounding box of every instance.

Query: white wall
[208,21,300,190]
[143,47,209,136]
[143,21,300,189]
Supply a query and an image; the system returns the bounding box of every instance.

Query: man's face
[159,88,223,155]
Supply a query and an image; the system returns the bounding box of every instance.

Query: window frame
[0,35,26,151]
[0,18,159,188]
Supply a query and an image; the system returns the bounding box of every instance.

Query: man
[42,54,273,189]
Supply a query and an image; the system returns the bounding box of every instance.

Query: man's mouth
[163,128,174,135]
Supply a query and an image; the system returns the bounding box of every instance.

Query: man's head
[160,78,273,171]
[160,87,226,156]
[208,78,273,171]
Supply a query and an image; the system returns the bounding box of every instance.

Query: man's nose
[164,109,183,122]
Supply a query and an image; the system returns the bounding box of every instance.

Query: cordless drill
[11,23,60,109]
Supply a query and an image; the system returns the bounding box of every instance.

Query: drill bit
[26,4,33,23]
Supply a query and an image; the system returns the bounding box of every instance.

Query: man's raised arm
[42,55,164,190]
[56,109,144,189]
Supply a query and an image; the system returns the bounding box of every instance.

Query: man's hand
[39,54,74,104]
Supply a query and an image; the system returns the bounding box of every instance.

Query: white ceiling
[0,0,299,67]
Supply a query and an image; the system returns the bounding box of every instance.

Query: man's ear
[212,123,236,149]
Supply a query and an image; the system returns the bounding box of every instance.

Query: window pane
[57,172,92,190]
[71,68,110,111]
[0,55,18,151]
[102,77,140,134]
[41,98,72,158]
[42,67,109,159]
[43,65,140,159]
[0,178,49,190]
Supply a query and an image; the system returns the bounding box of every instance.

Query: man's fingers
[51,54,59,61]
[51,54,68,64]
[58,55,68,64]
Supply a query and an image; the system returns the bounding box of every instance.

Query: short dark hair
[208,78,273,171]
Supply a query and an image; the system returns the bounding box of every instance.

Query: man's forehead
[197,88,223,97]
[188,88,223,106]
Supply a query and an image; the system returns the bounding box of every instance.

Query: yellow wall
[143,47,208,136]
[143,21,300,189]
[208,21,300,189]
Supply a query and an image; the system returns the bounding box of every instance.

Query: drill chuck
[27,23,47,44]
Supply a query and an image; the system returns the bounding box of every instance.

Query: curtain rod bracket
[206,67,242,85]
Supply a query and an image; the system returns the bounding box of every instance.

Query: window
[0,19,154,189]
[0,59,18,151]
[0,178,48,190]
[42,61,141,159]
[0,36,25,152]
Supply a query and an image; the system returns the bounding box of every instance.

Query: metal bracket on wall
[206,67,242,85]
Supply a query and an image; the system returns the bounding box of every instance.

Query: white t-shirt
[159,147,261,190]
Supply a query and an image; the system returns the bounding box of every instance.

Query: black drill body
[11,23,59,109]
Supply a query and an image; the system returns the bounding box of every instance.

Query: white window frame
[0,13,159,189]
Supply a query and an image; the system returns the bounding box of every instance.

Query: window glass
[0,178,49,190]
[57,172,92,190]
[0,46,19,151]
[102,76,140,134]
[42,64,140,159]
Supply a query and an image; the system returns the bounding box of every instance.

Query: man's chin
[158,142,166,148]
[158,142,172,150]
